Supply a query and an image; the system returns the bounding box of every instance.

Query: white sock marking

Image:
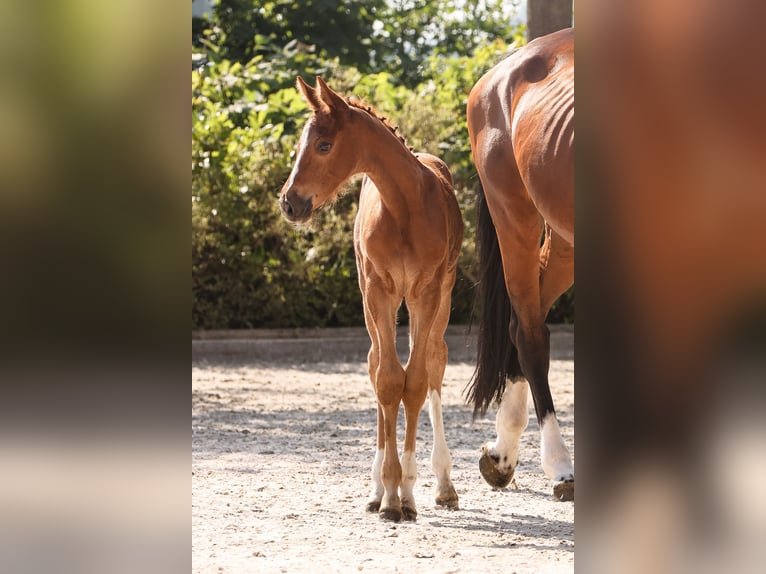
[369,448,384,503]
[399,450,417,507]
[428,390,453,488]
[488,381,530,470]
[540,411,574,481]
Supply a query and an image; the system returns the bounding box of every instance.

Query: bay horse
[279,77,463,521]
[465,28,575,501]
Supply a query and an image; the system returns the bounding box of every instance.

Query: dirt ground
[192,330,574,573]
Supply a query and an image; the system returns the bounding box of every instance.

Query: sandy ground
[192,334,574,574]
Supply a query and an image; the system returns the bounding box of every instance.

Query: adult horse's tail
[465,183,524,416]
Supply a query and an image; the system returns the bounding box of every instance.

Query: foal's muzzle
[279,190,313,223]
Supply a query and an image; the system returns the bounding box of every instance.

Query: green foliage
[192,43,364,328]
[197,1,524,87]
[199,0,385,70]
[192,9,574,329]
[372,0,524,85]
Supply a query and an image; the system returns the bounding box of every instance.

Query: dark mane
[345,97,416,155]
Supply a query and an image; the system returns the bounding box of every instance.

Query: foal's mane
[344,97,416,156]
[345,97,455,194]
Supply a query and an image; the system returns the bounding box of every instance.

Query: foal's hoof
[435,486,460,510]
[379,507,402,522]
[402,504,418,522]
[366,500,381,513]
[553,478,575,502]
[479,446,515,489]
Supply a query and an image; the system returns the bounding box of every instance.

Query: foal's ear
[315,76,349,113]
[296,76,323,111]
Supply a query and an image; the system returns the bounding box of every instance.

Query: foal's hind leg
[399,280,444,521]
[425,283,459,509]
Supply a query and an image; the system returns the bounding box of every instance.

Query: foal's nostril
[279,194,294,217]
[279,190,312,222]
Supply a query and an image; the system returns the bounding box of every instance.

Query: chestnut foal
[279,77,463,521]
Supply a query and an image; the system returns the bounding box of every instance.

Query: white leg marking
[399,450,417,510]
[540,412,574,481]
[368,448,384,504]
[487,381,530,470]
[428,390,453,488]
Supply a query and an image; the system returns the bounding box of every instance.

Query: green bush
[192,33,574,329]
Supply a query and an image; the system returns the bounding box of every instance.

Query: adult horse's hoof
[553,478,574,501]
[435,485,459,510]
[479,446,514,489]
[379,507,402,522]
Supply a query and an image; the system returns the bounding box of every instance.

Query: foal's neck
[351,108,425,218]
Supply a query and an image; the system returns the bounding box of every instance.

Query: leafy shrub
[192,32,574,329]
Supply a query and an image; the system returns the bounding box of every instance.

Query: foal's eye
[317,141,332,153]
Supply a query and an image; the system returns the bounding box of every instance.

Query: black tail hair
[465,183,524,416]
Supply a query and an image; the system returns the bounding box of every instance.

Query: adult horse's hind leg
[479,379,529,489]
[469,149,542,492]
[482,226,574,501]
[484,174,574,500]
[506,246,575,501]
[538,230,575,500]
[477,229,573,492]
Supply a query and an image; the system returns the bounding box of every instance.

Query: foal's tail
[465,183,524,417]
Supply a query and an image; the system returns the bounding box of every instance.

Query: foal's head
[279,76,357,223]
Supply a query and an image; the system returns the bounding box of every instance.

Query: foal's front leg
[367,372,406,521]
[378,396,404,521]
[362,277,405,521]
[400,390,425,521]
[370,352,405,521]
[366,387,406,521]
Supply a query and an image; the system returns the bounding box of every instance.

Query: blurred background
[577,1,766,572]
[0,2,188,574]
